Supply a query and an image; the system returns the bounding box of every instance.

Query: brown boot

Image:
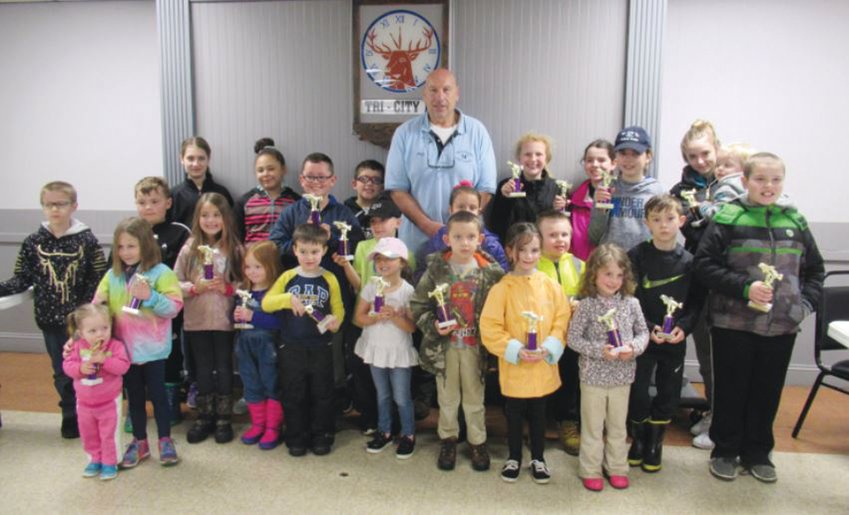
[437,437,457,471]
[470,442,491,471]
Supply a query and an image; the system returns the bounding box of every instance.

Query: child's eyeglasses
[42,201,73,210]
[355,176,384,185]
[301,175,334,183]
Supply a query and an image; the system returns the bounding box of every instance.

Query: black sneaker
[396,436,415,459]
[530,459,551,484]
[61,416,80,439]
[501,459,521,482]
[366,432,393,454]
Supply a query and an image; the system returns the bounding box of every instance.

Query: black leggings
[185,330,235,396]
[124,360,170,440]
[505,396,547,463]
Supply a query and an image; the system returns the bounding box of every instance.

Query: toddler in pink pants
[63,304,130,480]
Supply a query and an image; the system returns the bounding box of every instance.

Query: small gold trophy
[598,308,624,354]
[596,169,615,210]
[680,189,704,226]
[369,276,390,316]
[305,303,336,334]
[304,194,323,225]
[507,161,526,198]
[334,221,354,261]
[429,283,457,329]
[659,295,683,341]
[234,289,254,330]
[122,274,149,315]
[556,180,572,215]
[81,338,105,386]
[521,311,543,353]
[748,262,784,313]
[198,245,216,280]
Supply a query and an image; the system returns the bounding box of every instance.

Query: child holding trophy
[352,238,418,459]
[262,223,344,457]
[627,195,706,473]
[411,211,504,472]
[94,218,183,468]
[570,139,616,261]
[233,241,285,450]
[695,152,824,483]
[174,193,244,445]
[568,244,648,491]
[480,223,569,484]
[62,303,130,480]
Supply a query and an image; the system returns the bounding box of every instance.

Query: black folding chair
[792,270,849,438]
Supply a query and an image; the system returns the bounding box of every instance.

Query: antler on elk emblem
[367,27,434,90]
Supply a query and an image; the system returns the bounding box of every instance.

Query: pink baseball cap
[368,237,409,261]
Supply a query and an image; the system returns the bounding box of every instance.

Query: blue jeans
[236,329,279,403]
[43,327,76,418]
[370,366,414,437]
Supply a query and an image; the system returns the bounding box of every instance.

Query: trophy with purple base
[658,294,683,341]
[122,274,149,315]
[598,308,625,354]
[198,245,216,280]
[680,189,704,227]
[334,221,354,261]
[368,276,390,316]
[521,311,543,354]
[596,169,615,210]
[556,180,572,216]
[428,283,457,329]
[305,303,336,334]
[507,161,526,198]
[81,338,105,386]
[748,263,784,313]
[304,194,323,225]
[234,289,255,330]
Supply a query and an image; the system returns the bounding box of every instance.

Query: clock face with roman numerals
[361,9,441,93]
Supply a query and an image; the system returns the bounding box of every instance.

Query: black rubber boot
[214,395,234,444]
[642,420,668,473]
[627,419,647,467]
[187,394,215,444]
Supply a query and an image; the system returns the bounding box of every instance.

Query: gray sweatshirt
[588,176,665,252]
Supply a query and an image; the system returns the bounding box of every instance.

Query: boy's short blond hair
[536,209,572,228]
[40,181,77,205]
[135,176,171,198]
[645,194,684,217]
[744,152,785,178]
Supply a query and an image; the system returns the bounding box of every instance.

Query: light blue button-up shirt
[385,109,497,255]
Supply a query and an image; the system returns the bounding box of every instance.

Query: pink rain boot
[240,401,266,445]
[260,399,284,450]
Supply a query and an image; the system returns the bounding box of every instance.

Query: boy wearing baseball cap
[588,126,665,252]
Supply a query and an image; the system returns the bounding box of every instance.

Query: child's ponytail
[680,119,720,161]
[66,303,111,339]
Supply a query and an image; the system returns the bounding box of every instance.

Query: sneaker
[366,432,393,454]
[749,464,778,483]
[709,457,739,481]
[120,439,150,469]
[159,437,179,466]
[529,459,551,484]
[560,420,580,456]
[693,432,715,450]
[607,474,629,489]
[501,459,521,483]
[61,416,80,439]
[123,414,133,434]
[690,411,712,436]
[362,427,377,437]
[82,462,102,478]
[582,477,604,492]
[186,383,198,409]
[396,435,415,459]
[470,443,491,471]
[437,438,457,471]
[100,465,118,481]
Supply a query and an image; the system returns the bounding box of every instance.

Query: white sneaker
[690,412,712,436]
[693,431,715,450]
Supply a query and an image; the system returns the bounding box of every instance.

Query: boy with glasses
[344,160,385,239]
[0,181,107,438]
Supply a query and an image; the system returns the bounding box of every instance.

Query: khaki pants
[579,383,630,478]
[436,345,486,445]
